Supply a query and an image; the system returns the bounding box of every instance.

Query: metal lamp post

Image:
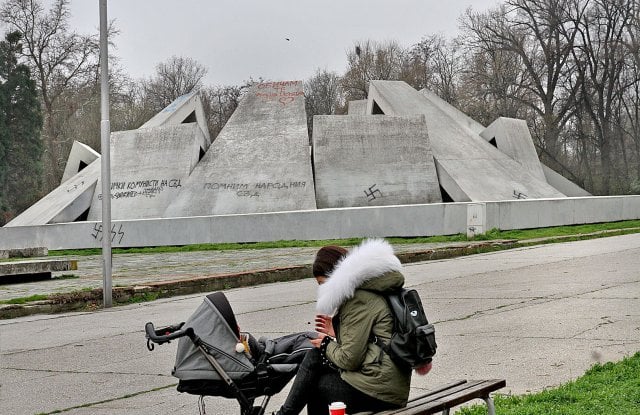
[99,0,112,307]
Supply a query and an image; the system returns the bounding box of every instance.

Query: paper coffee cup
[329,401,346,415]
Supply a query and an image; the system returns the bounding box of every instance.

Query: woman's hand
[314,314,335,337]
[415,361,432,376]
[310,333,326,348]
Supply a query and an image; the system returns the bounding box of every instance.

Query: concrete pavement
[0,240,520,317]
[1,234,639,414]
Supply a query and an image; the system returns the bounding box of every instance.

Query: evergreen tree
[0,31,43,225]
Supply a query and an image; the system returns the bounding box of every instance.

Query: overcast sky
[47,0,500,86]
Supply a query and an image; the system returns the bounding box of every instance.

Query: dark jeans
[276,348,400,415]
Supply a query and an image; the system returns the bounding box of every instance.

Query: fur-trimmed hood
[316,239,403,314]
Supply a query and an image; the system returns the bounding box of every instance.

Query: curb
[0,240,518,319]
[3,227,639,319]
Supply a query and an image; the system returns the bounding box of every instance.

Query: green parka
[316,239,412,406]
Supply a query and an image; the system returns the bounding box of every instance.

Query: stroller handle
[145,322,189,350]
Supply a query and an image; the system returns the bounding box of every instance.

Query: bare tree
[341,39,405,101]
[461,0,584,171]
[200,82,250,140]
[403,34,462,105]
[621,1,640,190]
[457,8,534,126]
[143,55,208,112]
[304,68,342,137]
[1,0,102,190]
[571,0,638,194]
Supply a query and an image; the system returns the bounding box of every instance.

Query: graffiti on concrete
[98,179,182,200]
[91,223,125,244]
[513,190,528,199]
[203,181,307,198]
[256,81,303,105]
[365,184,383,202]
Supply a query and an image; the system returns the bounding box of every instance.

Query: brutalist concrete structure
[313,115,441,208]
[366,80,566,202]
[5,91,212,227]
[140,91,211,145]
[87,124,207,220]
[480,117,549,183]
[60,141,100,184]
[165,81,317,216]
[4,80,603,250]
[5,160,100,226]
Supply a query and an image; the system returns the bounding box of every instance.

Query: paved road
[0,242,469,301]
[1,234,639,414]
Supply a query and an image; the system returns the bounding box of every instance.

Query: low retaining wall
[0,196,639,251]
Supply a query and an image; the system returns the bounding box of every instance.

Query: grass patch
[122,291,159,304]
[474,219,640,241]
[458,352,640,415]
[48,219,640,257]
[49,235,469,257]
[0,294,50,304]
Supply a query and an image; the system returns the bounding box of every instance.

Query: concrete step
[0,259,77,282]
[0,247,48,259]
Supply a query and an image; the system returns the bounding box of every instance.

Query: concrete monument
[4,79,599,250]
[87,123,207,220]
[366,80,566,201]
[164,81,317,216]
[313,114,441,208]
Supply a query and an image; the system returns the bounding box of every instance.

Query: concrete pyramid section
[7,93,215,226]
[140,91,211,147]
[61,141,100,184]
[419,89,590,197]
[480,117,547,182]
[5,160,100,226]
[368,81,565,201]
[420,89,486,136]
[347,100,368,115]
[313,115,442,208]
[165,80,316,216]
[87,123,206,220]
[542,166,591,197]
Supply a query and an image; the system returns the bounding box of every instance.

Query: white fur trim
[316,239,402,314]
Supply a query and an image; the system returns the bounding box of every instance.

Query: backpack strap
[361,288,396,362]
[368,333,388,362]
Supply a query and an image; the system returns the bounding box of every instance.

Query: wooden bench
[357,379,506,415]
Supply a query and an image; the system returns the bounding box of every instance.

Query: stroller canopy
[173,292,254,381]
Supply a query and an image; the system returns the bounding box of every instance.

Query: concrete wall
[87,124,206,220]
[165,80,317,216]
[313,115,441,208]
[368,81,565,202]
[483,196,640,230]
[2,196,639,250]
[347,100,368,115]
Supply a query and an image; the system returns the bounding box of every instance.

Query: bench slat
[406,380,467,403]
[354,380,468,415]
[374,379,506,415]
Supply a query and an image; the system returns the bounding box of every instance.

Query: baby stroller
[145,292,314,415]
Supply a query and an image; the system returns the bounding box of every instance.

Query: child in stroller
[146,292,315,415]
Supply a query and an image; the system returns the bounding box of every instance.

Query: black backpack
[372,288,437,370]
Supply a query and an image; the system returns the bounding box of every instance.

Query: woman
[273,239,423,415]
